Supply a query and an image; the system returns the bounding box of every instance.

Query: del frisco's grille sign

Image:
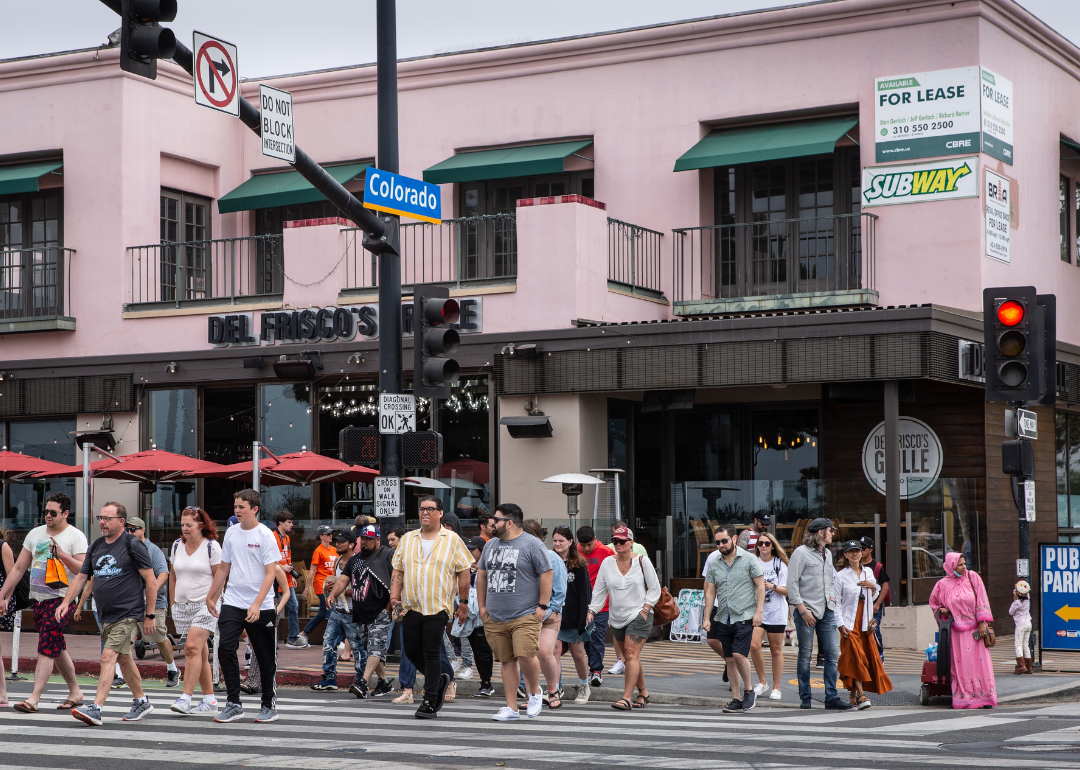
[208,298,482,346]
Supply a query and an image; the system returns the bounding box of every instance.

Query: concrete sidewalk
[3,630,1077,707]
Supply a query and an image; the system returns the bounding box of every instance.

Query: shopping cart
[919,609,952,706]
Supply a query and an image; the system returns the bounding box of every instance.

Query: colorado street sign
[193,32,239,117]
[364,169,441,223]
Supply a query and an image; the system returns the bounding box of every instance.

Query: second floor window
[160,190,211,301]
[1,190,63,319]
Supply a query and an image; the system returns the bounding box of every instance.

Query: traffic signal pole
[376,0,403,480]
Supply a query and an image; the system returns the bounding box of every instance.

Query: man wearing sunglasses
[126,517,179,686]
[0,492,87,714]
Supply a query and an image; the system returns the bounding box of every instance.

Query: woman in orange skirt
[835,540,892,709]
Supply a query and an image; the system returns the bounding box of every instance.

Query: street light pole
[377,0,403,482]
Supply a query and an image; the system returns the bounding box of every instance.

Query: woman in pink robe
[928,552,997,708]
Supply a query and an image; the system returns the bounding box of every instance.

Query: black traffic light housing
[983,287,1055,404]
[413,284,461,399]
[120,0,178,80]
[338,425,379,466]
[402,430,444,470]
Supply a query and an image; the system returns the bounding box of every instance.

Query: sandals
[548,692,562,709]
[611,697,633,711]
[632,693,651,709]
[57,699,85,710]
[13,701,39,714]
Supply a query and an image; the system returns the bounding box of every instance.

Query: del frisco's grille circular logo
[861,417,942,499]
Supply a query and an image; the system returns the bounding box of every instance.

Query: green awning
[218,162,370,213]
[0,161,63,196]
[674,118,858,172]
[1063,137,1080,155]
[423,140,593,184]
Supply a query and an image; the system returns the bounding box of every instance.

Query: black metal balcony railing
[345,213,517,289]
[128,235,283,306]
[672,212,877,303]
[608,217,663,295]
[0,247,74,321]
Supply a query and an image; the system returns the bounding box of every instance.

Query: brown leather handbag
[652,586,679,626]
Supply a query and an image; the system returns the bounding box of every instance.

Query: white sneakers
[526,693,543,718]
[608,660,626,675]
[492,706,520,721]
[769,689,782,700]
[753,682,768,696]
[574,683,591,704]
[457,666,474,680]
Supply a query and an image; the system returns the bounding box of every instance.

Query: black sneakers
[721,698,743,713]
[824,698,854,711]
[348,682,367,699]
[434,673,452,712]
[475,682,495,697]
[414,698,437,719]
[741,689,756,712]
[588,671,602,688]
[371,678,394,697]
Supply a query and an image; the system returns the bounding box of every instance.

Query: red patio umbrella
[439,457,490,486]
[0,449,80,481]
[33,449,226,484]
[190,450,378,487]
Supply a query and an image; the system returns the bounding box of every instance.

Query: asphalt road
[4,679,1080,769]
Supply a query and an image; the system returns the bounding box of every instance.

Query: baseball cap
[612,526,634,542]
[333,529,357,544]
[806,518,836,533]
[465,536,486,551]
[317,525,334,536]
[753,512,771,524]
[843,540,863,552]
[859,536,874,551]
[126,517,146,529]
[359,524,379,539]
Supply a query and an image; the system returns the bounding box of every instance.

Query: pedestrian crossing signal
[339,425,379,466]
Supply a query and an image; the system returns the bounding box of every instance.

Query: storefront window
[203,388,257,521]
[4,420,77,533]
[260,383,313,519]
[1056,411,1080,529]
[751,408,819,521]
[318,382,378,523]
[147,388,198,533]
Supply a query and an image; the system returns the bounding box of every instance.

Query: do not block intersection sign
[193,32,239,117]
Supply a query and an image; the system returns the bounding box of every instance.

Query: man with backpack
[0,492,87,714]
[57,502,158,725]
[127,517,180,686]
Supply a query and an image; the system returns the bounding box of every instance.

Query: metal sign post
[252,440,261,492]
[6,611,25,680]
[82,442,91,537]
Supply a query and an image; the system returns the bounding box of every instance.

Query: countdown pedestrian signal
[983,287,1055,404]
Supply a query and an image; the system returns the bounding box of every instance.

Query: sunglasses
[715,537,731,545]
[757,540,773,548]
[44,510,62,517]
[125,526,142,533]
[493,517,512,524]
[612,538,630,545]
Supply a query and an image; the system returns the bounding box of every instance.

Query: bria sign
[208,298,482,347]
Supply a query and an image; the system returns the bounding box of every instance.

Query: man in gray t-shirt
[127,517,179,685]
[477,504,552,719]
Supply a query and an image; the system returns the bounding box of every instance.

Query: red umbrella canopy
[191,451,378,487]
[439,457,490,486]
[0,449,81,481]
[34,449,225,484]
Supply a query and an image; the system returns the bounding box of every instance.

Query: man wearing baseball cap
[301,525,338,645]
[787,518,852,710]
[737,512,771,553]
[313,530,365,693]
[352,525,396,697]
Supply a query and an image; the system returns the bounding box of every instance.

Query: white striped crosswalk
[0,686,1077,769]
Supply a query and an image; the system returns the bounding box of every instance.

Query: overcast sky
[1,0,1076,78]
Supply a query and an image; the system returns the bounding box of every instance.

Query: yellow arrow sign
[1055,605,1080,622]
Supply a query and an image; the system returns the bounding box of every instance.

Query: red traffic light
[997,300,1024,326]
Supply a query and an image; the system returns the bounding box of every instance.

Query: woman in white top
[168,507,223,715]
[835,540,892,709]
[586,526,661,711]
[749,533,788,701]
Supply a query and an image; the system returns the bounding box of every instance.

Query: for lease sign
[875,67,981,162]
[980,67,1014,164]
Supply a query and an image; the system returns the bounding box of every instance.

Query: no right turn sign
[193,31,239,117]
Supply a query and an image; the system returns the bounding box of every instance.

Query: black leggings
[402,610,448,702]
[468,627,494,684]
[219,604,277,709]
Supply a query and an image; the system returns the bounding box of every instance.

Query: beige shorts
[483,613,542,662]
[141,608,169,644]
[101,618,139,655]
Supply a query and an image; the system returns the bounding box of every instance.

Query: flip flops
[57,699,84,710]
[13,701,39,714]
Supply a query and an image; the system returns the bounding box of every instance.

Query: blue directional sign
[364,169,441,224]
[1041,543,1080,650]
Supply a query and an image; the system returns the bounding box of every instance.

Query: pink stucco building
[2,0,1080,634]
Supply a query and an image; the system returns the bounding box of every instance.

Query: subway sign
[208,298,482,347]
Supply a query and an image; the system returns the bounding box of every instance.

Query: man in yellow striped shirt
[390,495,472,720]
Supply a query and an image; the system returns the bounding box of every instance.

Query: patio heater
[541,473,603,525]
[589,468,625,525]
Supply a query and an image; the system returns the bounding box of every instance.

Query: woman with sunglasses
[586,526,660,711]
[168,507,223,715]
[835,540,892,709]
[552,526,592,704]
[749,533,789,700]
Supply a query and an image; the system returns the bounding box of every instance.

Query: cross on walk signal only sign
[193,32,239,117]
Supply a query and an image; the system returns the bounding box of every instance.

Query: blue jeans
[873,605,885,661]
[587,611,609,673]
[284,587,300,641]
[795,608,840,704]
[304,593,329,636]
[322,609,366,682]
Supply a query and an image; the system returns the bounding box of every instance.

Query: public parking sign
[1040,544,1080,650]
[193,32,239,117]
[364,168,441,223]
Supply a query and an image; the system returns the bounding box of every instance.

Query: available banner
[861,156,979,207]
[874,66,1014,164]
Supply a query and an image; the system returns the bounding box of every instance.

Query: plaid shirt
[391,528,472,617]
[704,546,763,623]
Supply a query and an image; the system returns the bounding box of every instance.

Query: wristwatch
[145,614,156,619]
[538,603,549,610]
[458,599,469,605]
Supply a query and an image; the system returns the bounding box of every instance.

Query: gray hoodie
[786,544,837,619]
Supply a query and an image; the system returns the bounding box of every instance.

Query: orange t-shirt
[274,531,296,588]
[310,544,338,595]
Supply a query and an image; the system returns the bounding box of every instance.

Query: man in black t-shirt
[349,525,395,697]
[860,537,889,661]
